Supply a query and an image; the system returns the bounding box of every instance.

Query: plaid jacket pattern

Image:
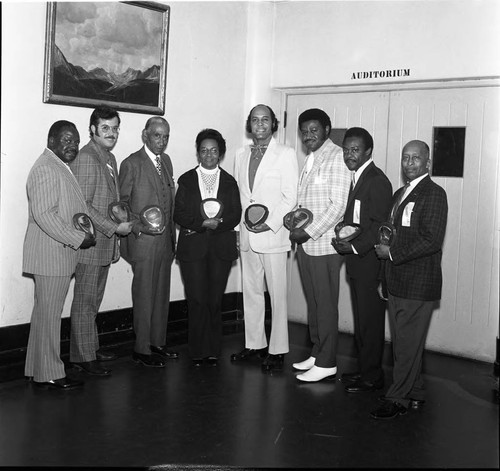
[386,175,448,301]
[298,139,351,256]
[69,140,120,266]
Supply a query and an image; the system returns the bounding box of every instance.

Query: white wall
[0,1,257,327]
[272,0,500,87]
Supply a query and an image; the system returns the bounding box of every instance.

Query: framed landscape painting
[43,1,170,115]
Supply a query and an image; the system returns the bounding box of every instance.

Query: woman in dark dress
[174,129,242,366]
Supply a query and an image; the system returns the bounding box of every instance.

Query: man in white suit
[23,120,95,390]
[231,104,298,372]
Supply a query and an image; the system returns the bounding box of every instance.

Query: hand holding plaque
[333,221,362,243]
[73,213,96,248]
[244,204,269,231]
[283,207,313,231]
[378,222,396,246]
[108,201,131,224]
[139,205,165,235]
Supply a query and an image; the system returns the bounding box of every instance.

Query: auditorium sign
[351,69,410,80]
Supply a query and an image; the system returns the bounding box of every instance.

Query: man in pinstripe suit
[69,106,133,376]
[372,140,448,420]
[24,120,95,389]
[290,108,351,383]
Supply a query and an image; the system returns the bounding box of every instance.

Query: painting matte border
[43,1,170,115]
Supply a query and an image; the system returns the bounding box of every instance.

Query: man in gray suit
[24,120,95,390]
[119,117,178,367]
[69,106,133,377]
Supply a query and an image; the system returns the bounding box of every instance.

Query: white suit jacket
[234,138,298,253]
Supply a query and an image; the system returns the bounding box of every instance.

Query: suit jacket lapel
[250,138,277,194]
[346,162,374,208]
[47,150,87,207]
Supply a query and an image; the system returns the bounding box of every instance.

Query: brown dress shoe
[370,401,408,420]
[230,347,268,362]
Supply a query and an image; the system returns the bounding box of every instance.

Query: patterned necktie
[106,160,115,180]
[250,144,268,158]
[155,156,162,176]
[390,182,410,223]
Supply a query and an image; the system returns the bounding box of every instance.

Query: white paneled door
[283,84,499,361]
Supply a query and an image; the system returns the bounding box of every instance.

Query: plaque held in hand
[244,204,269,230]
[283,207,313,231]
[140,205,165,235]
[73,213,96,237]
[108,201,131,223]
[200,198,224,219]
[333,221,362,243]
[378,222,396,246]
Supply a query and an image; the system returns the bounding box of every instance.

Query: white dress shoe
[292,356,316,371]
[296,365,337,382]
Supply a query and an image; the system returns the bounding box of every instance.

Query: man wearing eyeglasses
[69,105,133,377]
[119,117,178,368]
[331,127,392,393]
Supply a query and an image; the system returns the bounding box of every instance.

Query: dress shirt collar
[352,158,373,186]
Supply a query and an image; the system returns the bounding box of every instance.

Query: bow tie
[250,144,268,151]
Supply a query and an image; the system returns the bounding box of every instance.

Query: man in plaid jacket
[290,108,351,382]
[372,140,448,420]
[69,106,133,376]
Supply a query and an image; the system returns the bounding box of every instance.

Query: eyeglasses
[200,148,219,156]
[343,147,362,156]
[99,125,120,134]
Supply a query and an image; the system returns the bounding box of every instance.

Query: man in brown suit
[69,106,133,376]
[24,120,95,389]
[119,117,178,367]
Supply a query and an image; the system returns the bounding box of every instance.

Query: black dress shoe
[340,372,361,384]
[205,357,218,367]
[33,377,84,390]
[133,352,165,367]
[96,350,118,362]
[230,347,268,362]
[192,358,203,367]
[345,378,384,393]
[150,345,179,359]
[378,395,425,409]
[370,401,408,420]
[261,354,284,372]
[72,361,111,376]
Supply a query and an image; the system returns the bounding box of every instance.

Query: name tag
[402,202,415,227]
[353,199,361,224]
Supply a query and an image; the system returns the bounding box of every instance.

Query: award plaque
[283,207,314,231]
[378,222,396,246]
[333,221,362,242]
[140,205,165,234]
[73,213,96,237]
[108,201,131,224]
[200,198,224,219]
[244,204,269,230]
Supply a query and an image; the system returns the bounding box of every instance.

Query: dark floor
[0,322,498,469]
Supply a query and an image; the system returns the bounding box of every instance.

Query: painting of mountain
[43,2,170,115]
[52,46,160,106]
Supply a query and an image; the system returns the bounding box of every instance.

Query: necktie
[250,144,268,158]
[351,172,356,190]
[390,182,410,223]
[155,156,162,176]
[106,160,115,180]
